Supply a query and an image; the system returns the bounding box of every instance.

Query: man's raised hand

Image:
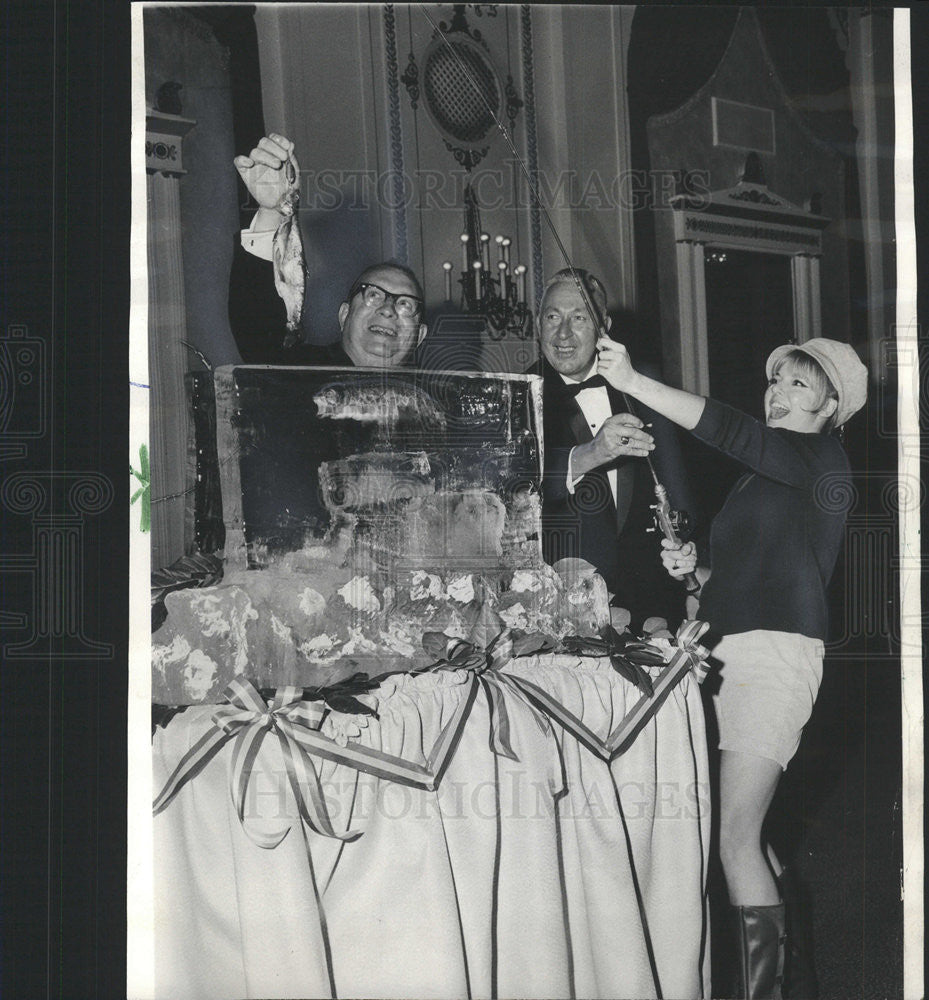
[234,133,300,215]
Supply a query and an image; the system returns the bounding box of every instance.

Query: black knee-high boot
[733,903,786,999]
[777,867,818,999]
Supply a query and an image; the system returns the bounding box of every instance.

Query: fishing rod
[420,7,699,593]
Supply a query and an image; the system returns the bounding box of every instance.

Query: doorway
[692,247,794,527]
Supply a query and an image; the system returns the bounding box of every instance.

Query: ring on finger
[620,435,630,445]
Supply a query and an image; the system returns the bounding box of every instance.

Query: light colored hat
[766,338,868,427]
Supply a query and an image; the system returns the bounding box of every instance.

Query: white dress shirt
[240,212,275,261]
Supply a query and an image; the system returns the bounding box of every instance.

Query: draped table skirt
[152,653,711,999]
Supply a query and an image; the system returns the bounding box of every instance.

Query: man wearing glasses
[332,270,427,367]
[232,133,427,367]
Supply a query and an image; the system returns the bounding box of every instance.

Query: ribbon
[602,619,712,756]
[668,618,712,680]
[503,619,713,761]
[154,677,360,845]
[154,675,482,842]
[420,629,556,761]
[153,623,712,835]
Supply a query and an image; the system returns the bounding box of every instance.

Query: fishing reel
[647,483,700,592]
[646,505,692,538]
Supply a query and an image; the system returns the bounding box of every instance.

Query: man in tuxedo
[538,268,695,626]
[230,133,427,367]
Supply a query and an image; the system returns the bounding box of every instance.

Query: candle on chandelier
[460,233,469,273]
[514,264,526,302]
[480,232,490,272]
[472,259,482,301]
[498,259,509,299]
[495,234,505,263]
[501,237,511,265]
[442,261,453,302]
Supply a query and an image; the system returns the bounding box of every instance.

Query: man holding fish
[233,132,427,369]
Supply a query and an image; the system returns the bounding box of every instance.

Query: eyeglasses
[349,282,423,319]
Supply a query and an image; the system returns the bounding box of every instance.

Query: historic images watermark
[0,323,114,658]
[0,324,46,462]
[240,165,712,215]
[235,767,712,827]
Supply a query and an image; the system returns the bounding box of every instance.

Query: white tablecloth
[152,654,710,999]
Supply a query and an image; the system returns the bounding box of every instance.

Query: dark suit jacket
[539,358,696,626]
[228,237,351,365]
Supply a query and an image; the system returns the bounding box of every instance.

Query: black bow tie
[561,374,607,397]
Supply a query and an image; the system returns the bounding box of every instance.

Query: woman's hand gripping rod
[577,294,700,597]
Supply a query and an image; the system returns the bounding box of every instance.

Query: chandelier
[442,182,532,340]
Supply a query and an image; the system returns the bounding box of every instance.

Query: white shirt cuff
[566,446,584,495]
[240,214,276,261]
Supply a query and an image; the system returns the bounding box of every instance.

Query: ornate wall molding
[680,216,822,252]
[520,5,543,308]
[675,241,709,396]
[145,97,197,568]
[401,4,523,173]
[383,5,409,263]
[672,177,830,257]
[146,109,195,176]
[148,170,192,568]
[672,176,828,389]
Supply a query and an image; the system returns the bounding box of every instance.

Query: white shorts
[710,630,824,771]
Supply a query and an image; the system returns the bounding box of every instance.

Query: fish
[319,452,435,512]
[271,155,304,347]
[402,489,507,565]
[313,380,447,431]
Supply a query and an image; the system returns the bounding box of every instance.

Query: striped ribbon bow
[420,629,556,761]
[638,618,712,682]
[153,677,361,845]
[670,618,712,679]
[154,673,494,839]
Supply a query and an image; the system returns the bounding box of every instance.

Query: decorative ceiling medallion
[422,33,501,153]
[402,4,520,172]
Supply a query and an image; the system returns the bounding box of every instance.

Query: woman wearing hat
[595,336,867,999]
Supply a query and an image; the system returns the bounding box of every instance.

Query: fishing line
[419,6,661,484]
[420,7,699,591]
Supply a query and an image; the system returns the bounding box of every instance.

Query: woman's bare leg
[718,749,783,905]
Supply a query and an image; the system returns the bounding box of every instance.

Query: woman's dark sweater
[692,398,851,641]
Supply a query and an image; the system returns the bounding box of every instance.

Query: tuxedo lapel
[606,384,630,420]
[567,398,593,445]
[613,459,637,533]
[542,364,594,446]
[606,384,638,533]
